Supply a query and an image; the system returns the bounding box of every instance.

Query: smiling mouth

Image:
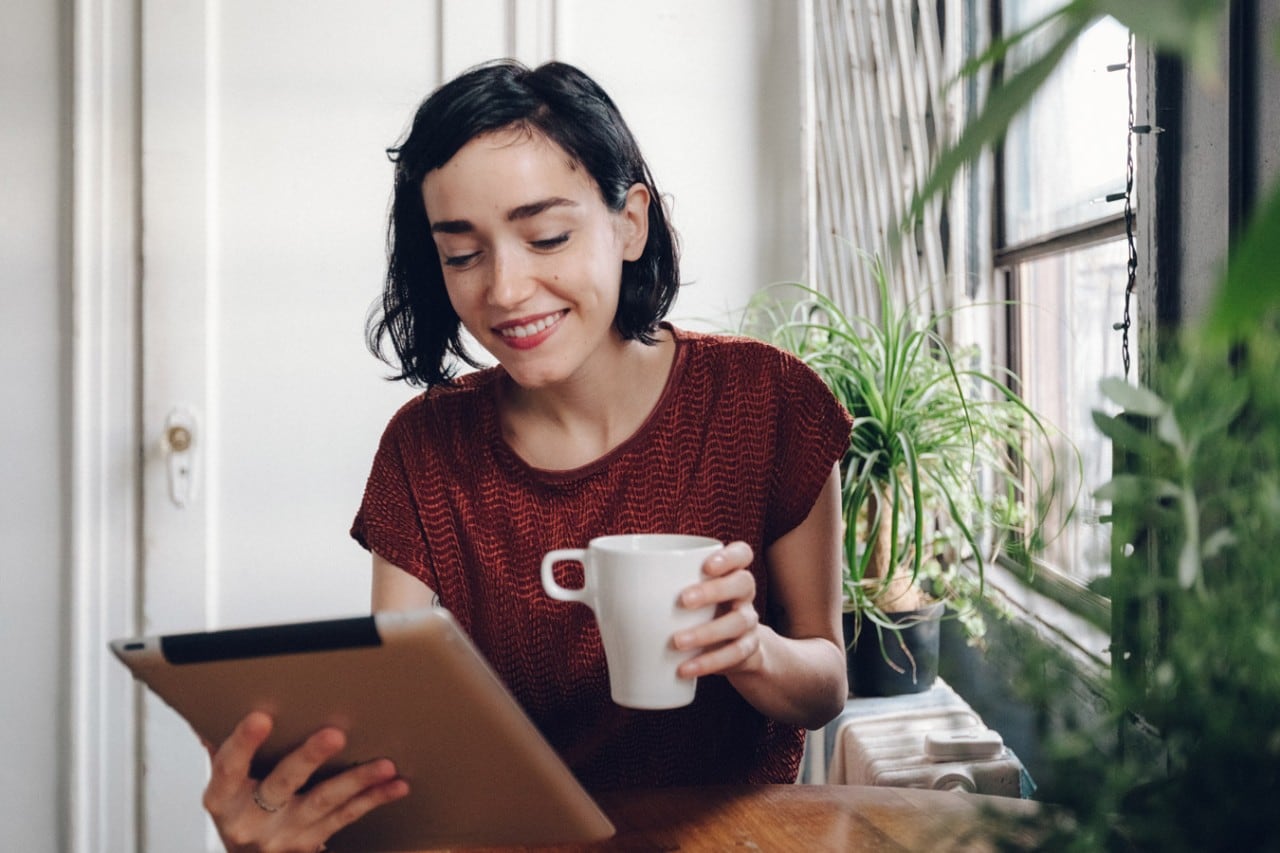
[495,310,567,340]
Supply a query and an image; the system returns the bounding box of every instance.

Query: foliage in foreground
[994,316,1280,851]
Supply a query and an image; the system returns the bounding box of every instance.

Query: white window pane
[1017,239,1133,585]
[1001,8,1130,244]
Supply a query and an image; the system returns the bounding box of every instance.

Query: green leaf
[1201,527,1237,560]
[1156,410,1185,450]
[1098,0,1225,80]
[1177,538,1201,589]
[1094,474,1181,504]
[1092,410,1167,455]
[899,432,925,582]
[905,14,1091,230]
[949,4,1074,89]
[1207,181,1280,341]
[1099,376,1168,417]
[1191,376,1250,437]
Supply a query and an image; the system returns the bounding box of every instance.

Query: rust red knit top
[351,327,851,790]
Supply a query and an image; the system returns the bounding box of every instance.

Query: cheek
[586,227,631,280]
[441,276,472,314]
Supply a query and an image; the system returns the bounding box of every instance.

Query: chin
[499,360,569,391]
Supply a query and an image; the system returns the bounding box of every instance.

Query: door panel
[140,3,439,847]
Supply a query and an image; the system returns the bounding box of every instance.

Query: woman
[203,60,851,852]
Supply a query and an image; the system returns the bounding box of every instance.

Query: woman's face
[422,128,649,390]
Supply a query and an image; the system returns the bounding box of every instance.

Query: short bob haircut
[368,60,681,388]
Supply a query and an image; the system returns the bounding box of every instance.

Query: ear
[618,182,651,262]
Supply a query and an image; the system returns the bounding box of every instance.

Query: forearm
[725,624,847,730]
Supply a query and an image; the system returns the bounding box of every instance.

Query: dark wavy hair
[368,59,681,388]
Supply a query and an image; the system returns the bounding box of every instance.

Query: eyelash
[531,232,570,251]
[441,233,570,269]
[443,253,478,269]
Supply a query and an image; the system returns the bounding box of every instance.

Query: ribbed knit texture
[352,326,852,791]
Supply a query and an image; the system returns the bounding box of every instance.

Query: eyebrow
[430,196,579,234]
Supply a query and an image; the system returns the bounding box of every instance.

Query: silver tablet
[111,607,614,851]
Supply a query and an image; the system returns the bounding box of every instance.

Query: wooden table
[456,784,1041,852]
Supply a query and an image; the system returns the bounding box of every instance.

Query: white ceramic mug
[541,534,722,709]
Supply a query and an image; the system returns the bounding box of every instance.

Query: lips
[493,310,567,348]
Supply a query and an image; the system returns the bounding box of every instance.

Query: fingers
[701,542,754,579]
[204,712,410,853]
[218,763,409,853]
[679,541,755,609]
[254,725,348,808]
[306,763,411,840]
[205,711,275,809]
[674,541,762,677]
[675,604,762,677]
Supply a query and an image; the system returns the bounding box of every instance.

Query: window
[995,4,1133,613]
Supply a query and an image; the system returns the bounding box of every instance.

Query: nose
[486,247,536,309]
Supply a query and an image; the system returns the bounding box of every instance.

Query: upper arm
[763,464,844,644]
[371,551,436,612]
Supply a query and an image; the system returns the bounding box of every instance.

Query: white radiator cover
[806,680,1028,798]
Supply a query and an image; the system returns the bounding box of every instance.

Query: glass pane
[1016,238,1133,586]
[1001,5,1130,245]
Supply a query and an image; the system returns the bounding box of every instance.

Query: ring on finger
[252,785,287,813]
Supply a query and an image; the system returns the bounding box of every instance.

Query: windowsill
[982,559,1112,680]
[1009,556,1111,630]
[939,559,1114,792]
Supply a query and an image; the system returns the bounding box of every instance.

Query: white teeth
[500,312,561,338]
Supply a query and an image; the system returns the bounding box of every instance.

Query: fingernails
[681,588,704,607]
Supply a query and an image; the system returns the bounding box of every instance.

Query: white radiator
[804,679,1029,797]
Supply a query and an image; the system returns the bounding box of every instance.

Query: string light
[1119,33,1137,379]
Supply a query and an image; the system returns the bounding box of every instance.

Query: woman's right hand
[203,711,410,853]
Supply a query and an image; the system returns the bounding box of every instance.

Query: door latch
[164,408,198,508]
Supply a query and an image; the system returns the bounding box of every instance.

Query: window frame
[993,214,1130,632]
[983,6,1139,641]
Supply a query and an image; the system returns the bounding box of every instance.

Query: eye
[530,233,570,251]
[442,252,480,269]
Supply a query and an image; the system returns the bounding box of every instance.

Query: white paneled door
[136,2,517,847]
[133,1,793,848]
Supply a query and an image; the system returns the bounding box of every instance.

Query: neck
[498,329,676,469]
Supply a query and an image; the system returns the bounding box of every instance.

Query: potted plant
[745,256,1069,695]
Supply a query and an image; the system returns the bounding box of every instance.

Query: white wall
[0,0,69,849]
[558,0,806,325]
[0,1,806,849]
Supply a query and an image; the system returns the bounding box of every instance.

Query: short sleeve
[763,351,852,545]
[350,400,440,591]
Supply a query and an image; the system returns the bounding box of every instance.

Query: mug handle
[541,549,589,602]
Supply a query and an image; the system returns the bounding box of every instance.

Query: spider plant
[745,259,1070,646]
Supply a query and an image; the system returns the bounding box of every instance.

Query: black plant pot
[843,601,944,697]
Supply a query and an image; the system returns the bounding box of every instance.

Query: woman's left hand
[673,541,765,678]
[668,469,846,728]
